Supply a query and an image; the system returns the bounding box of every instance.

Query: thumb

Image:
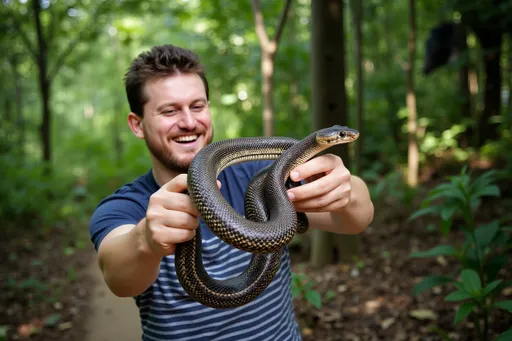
[162,174,189,193]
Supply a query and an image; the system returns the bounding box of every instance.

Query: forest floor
[1,173,511,341]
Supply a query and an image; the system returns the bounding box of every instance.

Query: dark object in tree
[423,22,459,75]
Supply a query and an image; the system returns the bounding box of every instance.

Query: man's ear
[127,112,144,139]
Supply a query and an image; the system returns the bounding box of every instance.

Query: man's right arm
[97,220,162,297]
[96,174,200,298]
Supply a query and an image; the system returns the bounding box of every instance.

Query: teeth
[174,135,198,142]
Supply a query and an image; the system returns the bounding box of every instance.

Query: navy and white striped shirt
[90,162,302,341]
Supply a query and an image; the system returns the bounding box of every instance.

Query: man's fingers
[290,154,340,182]
[293,185,351,212]
[162,173,189,193]
[288,174,338,201]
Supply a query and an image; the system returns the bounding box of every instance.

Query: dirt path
[83,255,142,341]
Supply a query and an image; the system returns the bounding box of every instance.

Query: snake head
[316,125,359,145]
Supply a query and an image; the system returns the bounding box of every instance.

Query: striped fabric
[89,162,302,341]
[137,237,300,340]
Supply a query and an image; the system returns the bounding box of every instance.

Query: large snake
[175,125,359,309]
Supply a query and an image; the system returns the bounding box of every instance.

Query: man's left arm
[286,153,374,235]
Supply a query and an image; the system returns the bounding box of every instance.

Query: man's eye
[163,110,177,115]
[192,105,204,111]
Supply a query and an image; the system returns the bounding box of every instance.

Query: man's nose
[178,109,197,130]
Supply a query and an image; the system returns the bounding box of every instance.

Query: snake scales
[175,125,359,308]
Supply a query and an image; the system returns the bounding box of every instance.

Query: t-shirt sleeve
[89,194,147,251]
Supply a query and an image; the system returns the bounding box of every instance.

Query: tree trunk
[508,36,512,118]
[474,29,503,144]
[350,0,364,173]
[310,0,359,267]
[455,25,472,148]
[261,51,275,136]
[33,0,52,163]
[406,0,418,187]
[251,0,292,137]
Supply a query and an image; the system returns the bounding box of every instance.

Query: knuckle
[316,196,328,207]
[146,208,159,222]
[173,229,196,243]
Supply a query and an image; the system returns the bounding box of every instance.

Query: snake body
[175,125,359,308]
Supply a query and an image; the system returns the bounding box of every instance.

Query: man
[89,44,374,341]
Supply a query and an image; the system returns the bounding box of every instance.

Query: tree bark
[350,0,364,173]
[33,0,52,163]
[251,0,292,136]
[474,29,503,144]
[310,0,359,267]
[406,0,418,187]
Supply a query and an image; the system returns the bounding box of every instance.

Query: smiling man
[89,44,374,341]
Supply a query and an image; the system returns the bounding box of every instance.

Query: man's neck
[151,159,180,187]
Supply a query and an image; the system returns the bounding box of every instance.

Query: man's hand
[286,154,351,213]
[144,174,201,257]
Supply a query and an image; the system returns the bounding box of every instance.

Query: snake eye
[338,131,346,138]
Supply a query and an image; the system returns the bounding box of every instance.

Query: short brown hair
[123,44,209,117]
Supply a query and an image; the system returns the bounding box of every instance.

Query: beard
[143,130,214,175]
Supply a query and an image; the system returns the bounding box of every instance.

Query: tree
[6,0,114,165]
[310,0,359,267]
[406,0,419,187]
[251,0,293,136]
[350,0,364,173]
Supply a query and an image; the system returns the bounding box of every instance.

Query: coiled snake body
[175,125,359,308]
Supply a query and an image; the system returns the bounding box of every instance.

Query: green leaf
[304,290,322,309]
[410,245,458,258]
[475,221,500,250]
[409,205,442,221]
[444,290,472,302]
[412,276,453,296]
[472,185,500,198]
[460,269,481,293]
[494,328,512,341]
[483,280,503,296]
[441,205,458,221]
[454,302,475,324]
[493,300,512,313]
[440,218,452,237]
[0,325,7,340]
[43,314,61,327]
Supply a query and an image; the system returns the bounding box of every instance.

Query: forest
[1,0,511,340]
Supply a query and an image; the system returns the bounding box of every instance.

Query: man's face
[139,73,213,174]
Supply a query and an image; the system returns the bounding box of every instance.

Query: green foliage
[362,165,419,209]
[409,168,511,340]
[291,272,334,309]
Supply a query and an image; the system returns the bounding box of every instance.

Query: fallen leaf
[302,327,313,336]
[17,323,40,337]
[337,284,348,293]
[409,309,438,320]
[380,317,396,330]
[58,322,73,331]
[436,256,448,266]
[364,297,383,314]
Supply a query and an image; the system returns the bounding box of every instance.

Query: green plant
[291,272,334,309]
[409,167,512,341]
[363,167,419,209]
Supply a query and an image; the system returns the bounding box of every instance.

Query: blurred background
[1,0,511,340]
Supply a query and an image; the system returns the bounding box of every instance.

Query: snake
[175,125,359,309]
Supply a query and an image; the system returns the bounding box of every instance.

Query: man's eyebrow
[191,98,208,104]
[155,101,176,112]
